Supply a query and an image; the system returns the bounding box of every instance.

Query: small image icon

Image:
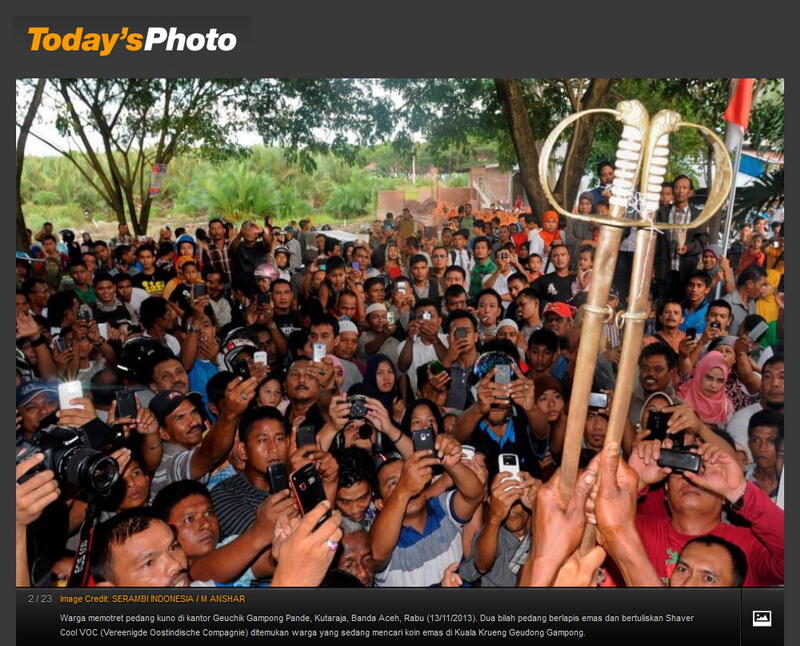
[752,611,772,627]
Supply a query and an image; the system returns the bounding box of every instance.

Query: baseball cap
[16,379,58,407]
[338,320,358,334]
[148,390,204,426]
[365,303,388,317]
[543,302,576,319]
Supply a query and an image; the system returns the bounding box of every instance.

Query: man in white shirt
[728,356,783,459]
[448,230,474,293]
[396,299,449,395]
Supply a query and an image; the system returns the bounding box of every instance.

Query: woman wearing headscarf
[565,192,598,266]
[362,354,402,422]
[756,269,781,347]
[700,244,735,295]
[676,350,734,426]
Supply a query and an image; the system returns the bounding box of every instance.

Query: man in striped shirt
[370,435,484,587]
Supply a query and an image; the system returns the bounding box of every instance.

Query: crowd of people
[15,163,784,589]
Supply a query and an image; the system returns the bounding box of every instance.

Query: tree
[21,79,249,234]
[16,78,46,251]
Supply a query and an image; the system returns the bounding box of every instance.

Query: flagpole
[715,137,743,300]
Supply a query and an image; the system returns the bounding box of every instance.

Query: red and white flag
[723,78,755,152]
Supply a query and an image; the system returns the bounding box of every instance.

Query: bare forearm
[16,526,30,587]
[453,404,483,443]
[397,339,415,372]
[193,413,237,478]
[604,531,662,587]
[369,491,409,569]
[181,330,199,372]
[524,405,550,441]
[140,435,164,474]
[189,529,270,583]
[33,344,58,380]
[474,520,502,574]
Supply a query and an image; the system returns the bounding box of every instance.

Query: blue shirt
[680,299,709,335]
[188,359,219,410]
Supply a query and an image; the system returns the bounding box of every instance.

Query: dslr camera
[16,425,120,495]
[347,395,368,419]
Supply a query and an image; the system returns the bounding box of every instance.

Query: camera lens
[59,448,120,494]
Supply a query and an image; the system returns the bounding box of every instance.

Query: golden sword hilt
[537,99,733,229]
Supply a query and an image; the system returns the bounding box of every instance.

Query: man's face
[116,280,132,303]
[104,520,190,587]
[666,472,723,520]
[338,295,358,320]
[504,500,530,534]
[477,295,500,326]
[508,278,526,300]
[453,234,467,250]
[599,164,615,186]
[275,252,289,269]
[745,276,768,300]
[659,185,673,206]
[445,270,465,288]
[271,282,293,310]
[242,223,259,243]
[310,323,336,353]
[551,247,570,270]
[43,239,57,254]
[82,255,97,275]
[376,460,427,515]
[416,306,440,331]
[28,281,49,307]
[583,412,608,450]
[138,250,155,270]
[334,331,358,360]
[498,226,510,242]
[706,306,730,332]
[441,230,453,246]
[686,278,709,305]
[182,265,199,284]
[748,425,780,471]
[151,359,189,393]
[761,362,784,408]
[496,326,518,346]
[205,273,224,299]
[639,354,673,393]
[94,280,116,304]
[660,303,683,330]
[94,245,110,264]
[544,314,571,338]
[118,461,150,510]
[316,235,326,251]
[243,418,289,474]
[473,241,490,261]
[431,248,447,270]
[16,293,28,315]
[209,221,225,241]
[669,542,737,587]
[162,399,204,448]
[464,204,472,216]
[335,481,373,524]
[19,392,58,434]
[366,311,388,333]
[366,282,385,304]
[517,295,539,321]
[167,494,220,560]
[70,265,89,287]
[119,224,129,237]
[285,361,321,404]
[354,248,370,269]
[528,344,556,374]
[673,178,693,205]
[445,292,467,313]
[336,531,375,587]
[530,255,543,273]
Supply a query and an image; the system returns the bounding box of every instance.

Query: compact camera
[347,395,368,419]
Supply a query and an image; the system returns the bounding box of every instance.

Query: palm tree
[734,169,783,220]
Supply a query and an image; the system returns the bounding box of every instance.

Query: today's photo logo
[26,26,238,55]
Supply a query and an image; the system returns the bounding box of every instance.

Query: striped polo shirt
[210,472,269,540]
[374,491,466,587]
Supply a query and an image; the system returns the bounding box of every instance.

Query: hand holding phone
[114,389,138,420]
[254,351,268,366]
[58,381,84,410]
[412,427,436,455]
[233,360,251,380]
[267,463,289,494]
[498,453,521,487]
[289,463,331,530]
[313,343,327,363]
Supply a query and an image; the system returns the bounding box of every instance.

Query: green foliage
[735,169,783,219]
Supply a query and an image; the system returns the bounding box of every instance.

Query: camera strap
[68,501,100,587]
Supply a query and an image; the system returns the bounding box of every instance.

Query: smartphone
[647,410,673,442]
[232,360,251,380]
[289,463,332,530]
[429,360,445,376]
[384,221,392,230]
[296,425,317,450]
[253,351,268,366]
[461,445,476,460]
[267,463,289,494]
[495,364,511,385]
[313,343,327,363]
[50,327,61,336]
[352,262,361,271]
[193,283,206,299]
[498,453,521,484]
[77,308,92,323]
[386,311,395,325]
[58,381,84,411]
[115,389,138,419]
[97,322,109,340]
[455,327,468,340]
[685,327,696,340]
[412,427,436,454]
[657,448,701,474]
[53,335,68,353]
[421,311,432,321]
[588,392,609,409]
[748,320,769,344]
[257,292,270,306]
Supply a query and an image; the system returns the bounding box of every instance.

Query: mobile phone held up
[267,463,289,494]
[253,351,268,366]
[748,320,769,344]
[685,327,696,341]
[296,425,317,451]
[412,427,436,454]
[232,359,251,381]
[657,448,701,474]
[588,392,608,409]
[498,453,520,488]
[58,381,84,411]
[647,410,673,442]
[114,389,138,420]
[494,364,511,385]
[313,343,327,363]
[289,463,331,530]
